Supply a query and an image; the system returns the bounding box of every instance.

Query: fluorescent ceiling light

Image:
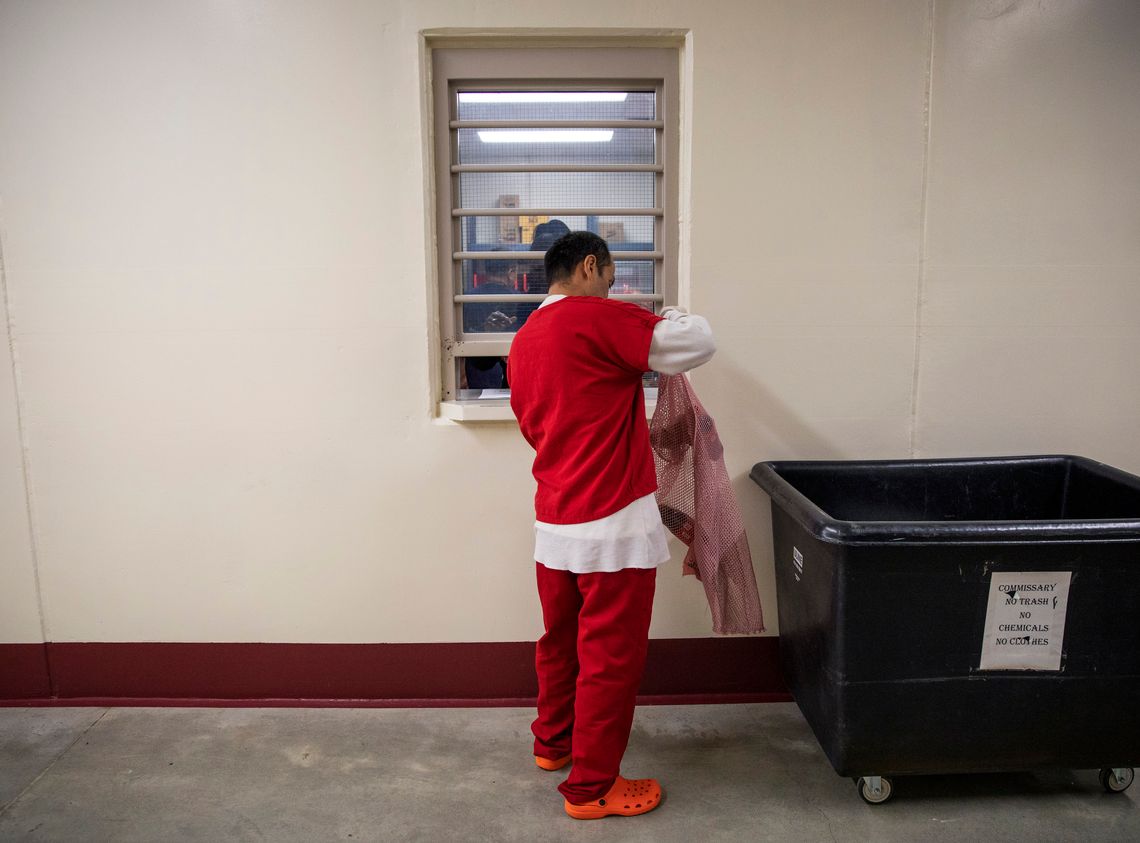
[460,92,628,103]
[478,130,614,144]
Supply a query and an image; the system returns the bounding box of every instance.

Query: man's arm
[648,307,716,375]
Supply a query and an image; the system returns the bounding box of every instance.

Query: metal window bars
[446,85,666,397]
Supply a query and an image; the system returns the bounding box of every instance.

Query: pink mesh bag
[650,373,765,635]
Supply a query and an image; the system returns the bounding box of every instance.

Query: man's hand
[483,310,518,331]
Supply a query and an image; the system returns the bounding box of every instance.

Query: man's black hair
[544,231,611,285]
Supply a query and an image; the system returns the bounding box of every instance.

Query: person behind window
[515,220,571,330]
[463,255,519,390]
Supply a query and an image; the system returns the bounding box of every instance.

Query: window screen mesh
[456,91,656,122]
[460,260,655,334]
[451,87,663,358]
[458,172,655,210]
[458,216,655,252]
[457,128,656,166]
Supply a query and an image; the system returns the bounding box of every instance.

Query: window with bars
[431,47,679,404]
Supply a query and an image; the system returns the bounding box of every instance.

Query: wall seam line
[0,207,51,648]
[910,0,936,458]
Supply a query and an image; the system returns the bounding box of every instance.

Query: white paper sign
[979,571,1072,671]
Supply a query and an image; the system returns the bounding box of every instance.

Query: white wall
[918,0,1140,463]
[0,0,1136,645]
[0,255,41,643]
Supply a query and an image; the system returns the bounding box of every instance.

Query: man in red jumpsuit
[508,231,716,819]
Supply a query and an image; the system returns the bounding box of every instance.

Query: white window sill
[439,399,516,422]
[439,389,657,423]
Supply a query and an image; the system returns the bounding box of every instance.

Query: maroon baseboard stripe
[0,643,52,698]
[0,693,792,709]
[641,637,784,697]
[47,642,539,700]
[0,638,788,706]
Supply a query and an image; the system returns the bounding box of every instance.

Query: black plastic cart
[750,454,1140,804]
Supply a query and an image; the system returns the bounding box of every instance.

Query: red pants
[532,562,657,804]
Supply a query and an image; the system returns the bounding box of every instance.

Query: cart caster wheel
[857,776,894,805]
[1100,768,1134,793]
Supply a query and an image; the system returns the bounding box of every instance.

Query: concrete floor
[0,703,1136,842]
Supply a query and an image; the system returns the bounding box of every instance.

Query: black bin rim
[749,453,1140,545]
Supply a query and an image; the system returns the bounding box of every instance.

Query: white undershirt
[532,295,716,573]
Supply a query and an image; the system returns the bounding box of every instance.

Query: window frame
[430,46,681,407]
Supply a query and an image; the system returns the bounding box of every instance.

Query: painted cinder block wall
[1,1,1137,695]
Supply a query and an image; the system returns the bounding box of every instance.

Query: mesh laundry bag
[650,373,765,635]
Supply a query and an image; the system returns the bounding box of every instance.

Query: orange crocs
[563,775,662,820]
[535,753,572,771]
